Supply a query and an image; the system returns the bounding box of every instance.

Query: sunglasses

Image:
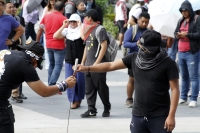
[70,21,77,23]
[137,43,151,54]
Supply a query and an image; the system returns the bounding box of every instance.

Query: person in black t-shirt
[76,30,179,133]
[0,40,76,133]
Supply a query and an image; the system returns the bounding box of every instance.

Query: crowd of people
[0,0,200,133]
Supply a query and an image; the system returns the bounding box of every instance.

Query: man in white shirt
[115,0,128,50]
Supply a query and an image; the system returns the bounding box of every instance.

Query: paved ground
[10,49,200,133]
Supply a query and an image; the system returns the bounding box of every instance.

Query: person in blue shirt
[0,0,24,50]
[123,12,150,108]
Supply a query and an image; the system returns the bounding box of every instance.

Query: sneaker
[178,99,187,104]
[125,98,133,108]
[118,45,122,50]
[102,110,110,117]
[81,110,97,118]
[12,97,23,103]
[188,101,197,108]
[19,93,27,99]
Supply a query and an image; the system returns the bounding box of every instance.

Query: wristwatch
[11,38,15,43]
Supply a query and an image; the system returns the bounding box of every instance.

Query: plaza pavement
[13,22,200,132]
[10,48,200,133]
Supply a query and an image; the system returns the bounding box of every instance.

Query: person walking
[53,14,85,109]
[36,1,67,89]
[76,30,180,133]
[115,0,128,50]
[80,9,111,118]
[175,0,200,107]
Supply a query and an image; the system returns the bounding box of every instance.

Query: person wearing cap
[80,9,111,118]
[36,1,67,89]
[75,30,179,133]
[115,0,128,50]
[53,14,85,109]
[175,0,200,108]
[0,40,76,133]
[0,0,24,50]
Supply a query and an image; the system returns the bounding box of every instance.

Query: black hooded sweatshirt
[174,0,200,54]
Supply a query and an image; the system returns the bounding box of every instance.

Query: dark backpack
[95,25,118,62]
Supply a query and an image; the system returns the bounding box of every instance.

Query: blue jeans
[130,115,171,133]
[178,51,199,101]
[167,40,177,61]
[47,48,66,85]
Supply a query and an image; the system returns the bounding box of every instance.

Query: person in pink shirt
[175,0,200,108]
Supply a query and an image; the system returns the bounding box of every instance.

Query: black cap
[140,30,163,47]
[17,40,44,56]
[85,9,99,22]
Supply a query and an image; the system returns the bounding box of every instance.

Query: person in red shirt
[36,1,67,89]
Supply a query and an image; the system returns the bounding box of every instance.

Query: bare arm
[53,25,66,39]
[166,37,174,48]
[13,25,24,42]
[93,40,107,65]
[77,59,127,73]
[53,19,69,40]
[164,79,179,132]
[26,76,76,97]
[36,27,43,42]
[78,21,84,40]
[81,46,87,65]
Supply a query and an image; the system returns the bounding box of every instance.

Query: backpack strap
[132,24,138,41]
[95,25,104,58]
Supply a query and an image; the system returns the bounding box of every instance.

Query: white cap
[69,14,81,22]
[137,0,144,1]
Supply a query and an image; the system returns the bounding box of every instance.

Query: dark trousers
[0,106,15,133]
[25,22,36,40]
[130,115,171,133]
[85,72,111,112]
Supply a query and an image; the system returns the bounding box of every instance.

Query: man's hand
[164,116,175,132]
[6,39,13,45]
[65,76,76,88]
[73,64,88,72]
[176,32,187,39]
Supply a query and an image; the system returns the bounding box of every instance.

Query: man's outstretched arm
[76,59,127,73]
